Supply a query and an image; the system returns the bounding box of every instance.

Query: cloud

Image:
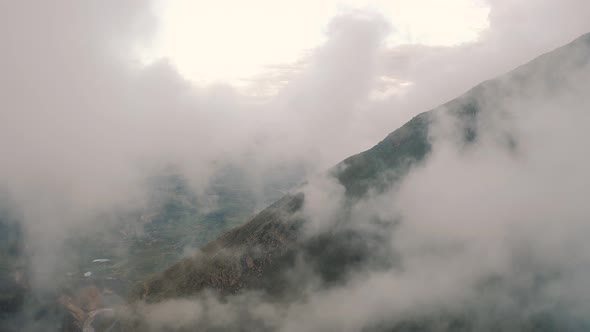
[2,0,590,330]
[271,31,590,330]
[0,0,394,294]
[138,24,590,331]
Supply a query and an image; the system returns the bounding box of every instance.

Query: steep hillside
[136,32,590,306]
[134,114,435,303]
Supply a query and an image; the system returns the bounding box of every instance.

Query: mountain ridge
[135,31,590,305]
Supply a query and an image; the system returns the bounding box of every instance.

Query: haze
[2,0,590,331]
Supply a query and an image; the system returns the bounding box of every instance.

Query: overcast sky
[144,0,491,86]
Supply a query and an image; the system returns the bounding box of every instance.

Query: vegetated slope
[136,32,590,306]
[134,110,432,302]
[0,166,297,331]
[129,114,415,304]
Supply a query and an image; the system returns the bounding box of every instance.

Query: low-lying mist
[135,31,590,331]
[2,0,590,331]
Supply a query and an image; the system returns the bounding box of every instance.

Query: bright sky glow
[143,0,490,86]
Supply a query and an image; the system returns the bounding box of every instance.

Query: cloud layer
[1,1,590,330]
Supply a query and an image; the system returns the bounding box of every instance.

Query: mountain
[133,112,432,302]
[0,30,580,331]
[128,32,590,331]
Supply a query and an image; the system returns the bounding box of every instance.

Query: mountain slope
[134,32,590,330]
[137,32,590,302]
[134,108,433,301]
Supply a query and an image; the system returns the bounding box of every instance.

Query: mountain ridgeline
[114,32,590,331]
[134,107,433,300]
[137,32,590,308]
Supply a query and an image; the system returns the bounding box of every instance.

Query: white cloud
[145,0,490,85]
[2,2,590,329]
